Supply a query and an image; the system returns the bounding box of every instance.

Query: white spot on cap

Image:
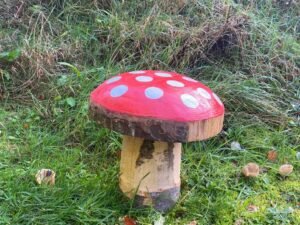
[154,72,172,77]
[196,87,211,99]
[182,76,197,82]
[145,87,164,99]
[213,93,223,105]
[106,76,121,84]
[198,98,210,109]
[129,70,146,74]
[110,85,128,97]
[166,80,185,87]
[136,76,153,82]
[181,94,199,109]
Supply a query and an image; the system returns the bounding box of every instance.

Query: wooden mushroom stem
[89,104,224,211]
[120,135,181,212]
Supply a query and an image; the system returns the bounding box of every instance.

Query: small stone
[279,164,293,177]
[242,163,260,177]
[231,141,243,151]
[35,169,55,185]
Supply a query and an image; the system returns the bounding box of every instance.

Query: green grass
[0,0,300,224]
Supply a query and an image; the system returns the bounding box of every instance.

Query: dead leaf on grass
[267,150,277,161]
[123,215,137,225]
[35,169,55,185]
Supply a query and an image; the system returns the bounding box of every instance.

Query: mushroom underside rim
[89,103,224,142]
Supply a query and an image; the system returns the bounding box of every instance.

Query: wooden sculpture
[89,70,225,212]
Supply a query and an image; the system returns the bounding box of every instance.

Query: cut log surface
[89,103,224,142]
[119,135,181,212]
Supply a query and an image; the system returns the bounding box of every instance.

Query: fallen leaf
[267,150,277,161]
[242,163,260,177]
[35,169,55,185]
[123,215,137,225]
[279,164,293,177]
[247,204,259,212]
[23,123,29,129]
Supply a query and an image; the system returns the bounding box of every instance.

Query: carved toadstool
[89,70,225,212]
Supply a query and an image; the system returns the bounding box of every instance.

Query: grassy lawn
[0,0,299,224]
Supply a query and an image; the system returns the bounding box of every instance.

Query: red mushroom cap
[90,70,225,142]
[90,70,224,122]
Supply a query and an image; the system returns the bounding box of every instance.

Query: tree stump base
[119,135,181,212]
